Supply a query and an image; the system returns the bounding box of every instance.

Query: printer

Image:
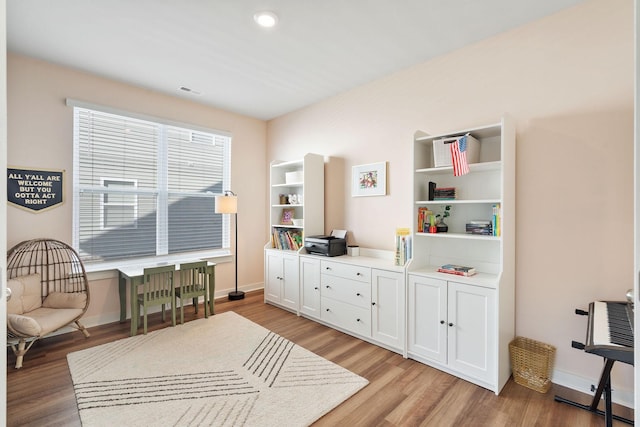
[304,235,347,257]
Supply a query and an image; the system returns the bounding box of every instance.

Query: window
[101,179,137,230]
[72,105,231,264]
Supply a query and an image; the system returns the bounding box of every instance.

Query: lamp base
[228,290,245,301]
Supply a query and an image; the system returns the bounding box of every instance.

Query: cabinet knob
[325,267,331,270]
[372,302,376,306]
[448,323,454,327]
[326,308,330,312]
[325,285,331,289]
[356,318,361,322]
[356,292,361,296]
[440,320,445,325]
[314,287,319,290]
[356,272,362,276]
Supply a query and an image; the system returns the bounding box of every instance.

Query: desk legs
[119,273,127,323]
[208,266,216,315]
[130,278,138,336]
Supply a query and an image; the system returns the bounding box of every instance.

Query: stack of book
[437,264,476,277]
[466,220,493,235]
[272,227,303,250]
[394,227,412,266]
[433,187,456,200]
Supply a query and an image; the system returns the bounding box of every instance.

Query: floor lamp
[215,190,244,300]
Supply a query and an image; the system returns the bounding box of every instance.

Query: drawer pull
[356,272,362,276]
[356,318,361,322]
[448,322,454,327]
[372,302,376,306]
[356,292,361,296]
[440,320,445,324]
[325,267,331,270]
[326,308,331,312]
[325,285,331,289]
[314,287,319,290]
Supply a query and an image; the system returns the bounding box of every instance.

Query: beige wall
[267,0,635,401]
[7,53,267,323]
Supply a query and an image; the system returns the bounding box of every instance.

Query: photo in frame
[281,208,295,224]
[352,162,387,197]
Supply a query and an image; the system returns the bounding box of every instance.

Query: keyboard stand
[554,358,633,427]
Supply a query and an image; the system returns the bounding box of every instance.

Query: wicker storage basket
[509,336,556,393]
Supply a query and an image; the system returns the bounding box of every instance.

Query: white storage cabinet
[408,115,515,394]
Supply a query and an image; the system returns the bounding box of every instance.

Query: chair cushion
[7,274,42,315]
[43,292,87,309]
[8,307,84,337]
[7,313,42,336]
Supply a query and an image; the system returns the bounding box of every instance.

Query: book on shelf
[492,203,501,237]
[437,264,476,276]
[272,227,303,251]
[417,207,434,233]
[395,227,411,266]
[466,220,493,235]
[433,187,456,200]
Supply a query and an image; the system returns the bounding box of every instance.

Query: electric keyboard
[555,300,634,427]
[585,301,634,365]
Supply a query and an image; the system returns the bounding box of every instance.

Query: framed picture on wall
[281,208,295,225]
[352,162,387,197]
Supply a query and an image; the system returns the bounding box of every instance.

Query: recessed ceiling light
[254,11,278,28]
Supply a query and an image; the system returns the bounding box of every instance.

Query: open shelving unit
[407,115,516,395]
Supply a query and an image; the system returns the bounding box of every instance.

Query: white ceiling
[8,0,585,120]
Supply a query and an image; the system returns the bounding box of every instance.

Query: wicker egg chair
[6,238,90,368]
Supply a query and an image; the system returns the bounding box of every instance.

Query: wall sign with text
[7,167,64,212]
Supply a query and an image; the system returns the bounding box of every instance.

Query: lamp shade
[215,193,237,214]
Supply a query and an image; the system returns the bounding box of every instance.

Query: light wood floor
[7,290,634,426]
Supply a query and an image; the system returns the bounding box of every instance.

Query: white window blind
[72,106,231,264]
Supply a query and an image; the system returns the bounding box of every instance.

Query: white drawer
[321,297,371,337]
[321,260,370,283]
[321,274,371,309]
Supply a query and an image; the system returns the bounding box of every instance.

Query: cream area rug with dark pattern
[67,311,368,427]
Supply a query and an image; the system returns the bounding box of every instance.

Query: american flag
[450,134,470,176]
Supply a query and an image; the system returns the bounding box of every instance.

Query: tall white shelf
[264,153,324,311]
[407,115,516,395]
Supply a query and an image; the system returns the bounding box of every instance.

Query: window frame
[69,99,232,267]
[99,178,139,231]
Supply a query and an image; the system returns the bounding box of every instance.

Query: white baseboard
[552,368,634,409]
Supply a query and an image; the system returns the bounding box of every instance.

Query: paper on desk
[331,229,347,239]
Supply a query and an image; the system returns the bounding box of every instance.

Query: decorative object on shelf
[281,208,294,225]
[436,205,451,233]
[292,218,303,226]
[347,245,359,256]
[352,162,387,197]
[215,190,244,301]
[288,194,297,204]
[432,133,479,171]
[279,194,288,204]
[449,134,472,176]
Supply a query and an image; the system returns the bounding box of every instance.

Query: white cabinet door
[447,281,496,384]
[408,274,447,364]
[281,253,299,311]
[265,250,283,303]
[300,256,321,318]
[371,269,404,351]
